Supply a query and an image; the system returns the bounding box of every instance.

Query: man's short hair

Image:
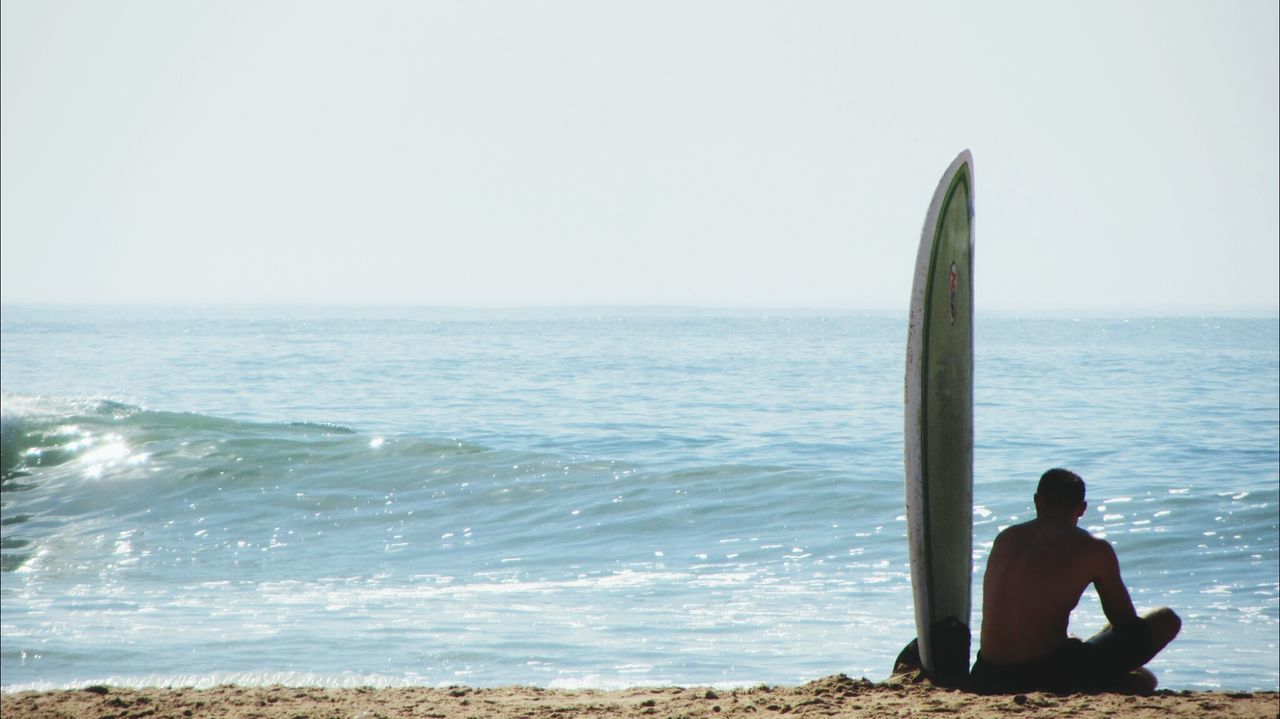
[1036,468,1085,507]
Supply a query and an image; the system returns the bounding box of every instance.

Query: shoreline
[2,675,1275,719]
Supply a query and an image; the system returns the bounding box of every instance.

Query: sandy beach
[3,674,1276,719]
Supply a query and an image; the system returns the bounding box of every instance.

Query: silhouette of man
[970,468,1181,693]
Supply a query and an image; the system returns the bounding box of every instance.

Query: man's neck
[1034,512,1079,526]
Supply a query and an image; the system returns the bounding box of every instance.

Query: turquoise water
[1,306,1276,691]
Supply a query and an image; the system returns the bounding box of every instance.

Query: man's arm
[1091,538,1138,626]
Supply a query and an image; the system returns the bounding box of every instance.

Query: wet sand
[3,674,1276,719]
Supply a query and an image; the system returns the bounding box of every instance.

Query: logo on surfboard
[948,263,958,324]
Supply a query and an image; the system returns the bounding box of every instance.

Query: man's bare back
[980,518,1132,663]
[971,469,1181,693]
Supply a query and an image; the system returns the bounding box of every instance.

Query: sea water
[1,306,1276,692]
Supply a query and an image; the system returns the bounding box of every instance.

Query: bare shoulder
[988,522,1029,555]
[1078,530,1121,567]
[994,519,1035,541]
[1078,527,1114,549]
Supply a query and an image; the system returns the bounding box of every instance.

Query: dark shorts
[970,618,1155,693]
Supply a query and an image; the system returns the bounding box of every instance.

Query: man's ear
[1076,501,1087,518]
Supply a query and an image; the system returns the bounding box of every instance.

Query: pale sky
[2,0,1277,311]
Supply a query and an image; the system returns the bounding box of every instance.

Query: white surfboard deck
[904,150,975,684]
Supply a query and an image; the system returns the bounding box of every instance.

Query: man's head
[1034,468,1086,521]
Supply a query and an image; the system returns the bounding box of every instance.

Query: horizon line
[1,300,1277,318]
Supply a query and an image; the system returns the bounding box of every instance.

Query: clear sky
[2,0,1277,311]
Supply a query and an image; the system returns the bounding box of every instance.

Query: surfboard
[904,150,975,686]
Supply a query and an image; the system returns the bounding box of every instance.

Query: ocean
[1,306,1276,692]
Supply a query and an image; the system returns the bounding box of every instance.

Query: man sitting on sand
[970,468,1181,693]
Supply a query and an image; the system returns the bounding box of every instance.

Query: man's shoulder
[1068,525,1114,555]
[1064,524,1113,547]
[997,520,1103,551]
[1080,530,1119,558]
[1054,526,1120,571]
[995,519,1037,537]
